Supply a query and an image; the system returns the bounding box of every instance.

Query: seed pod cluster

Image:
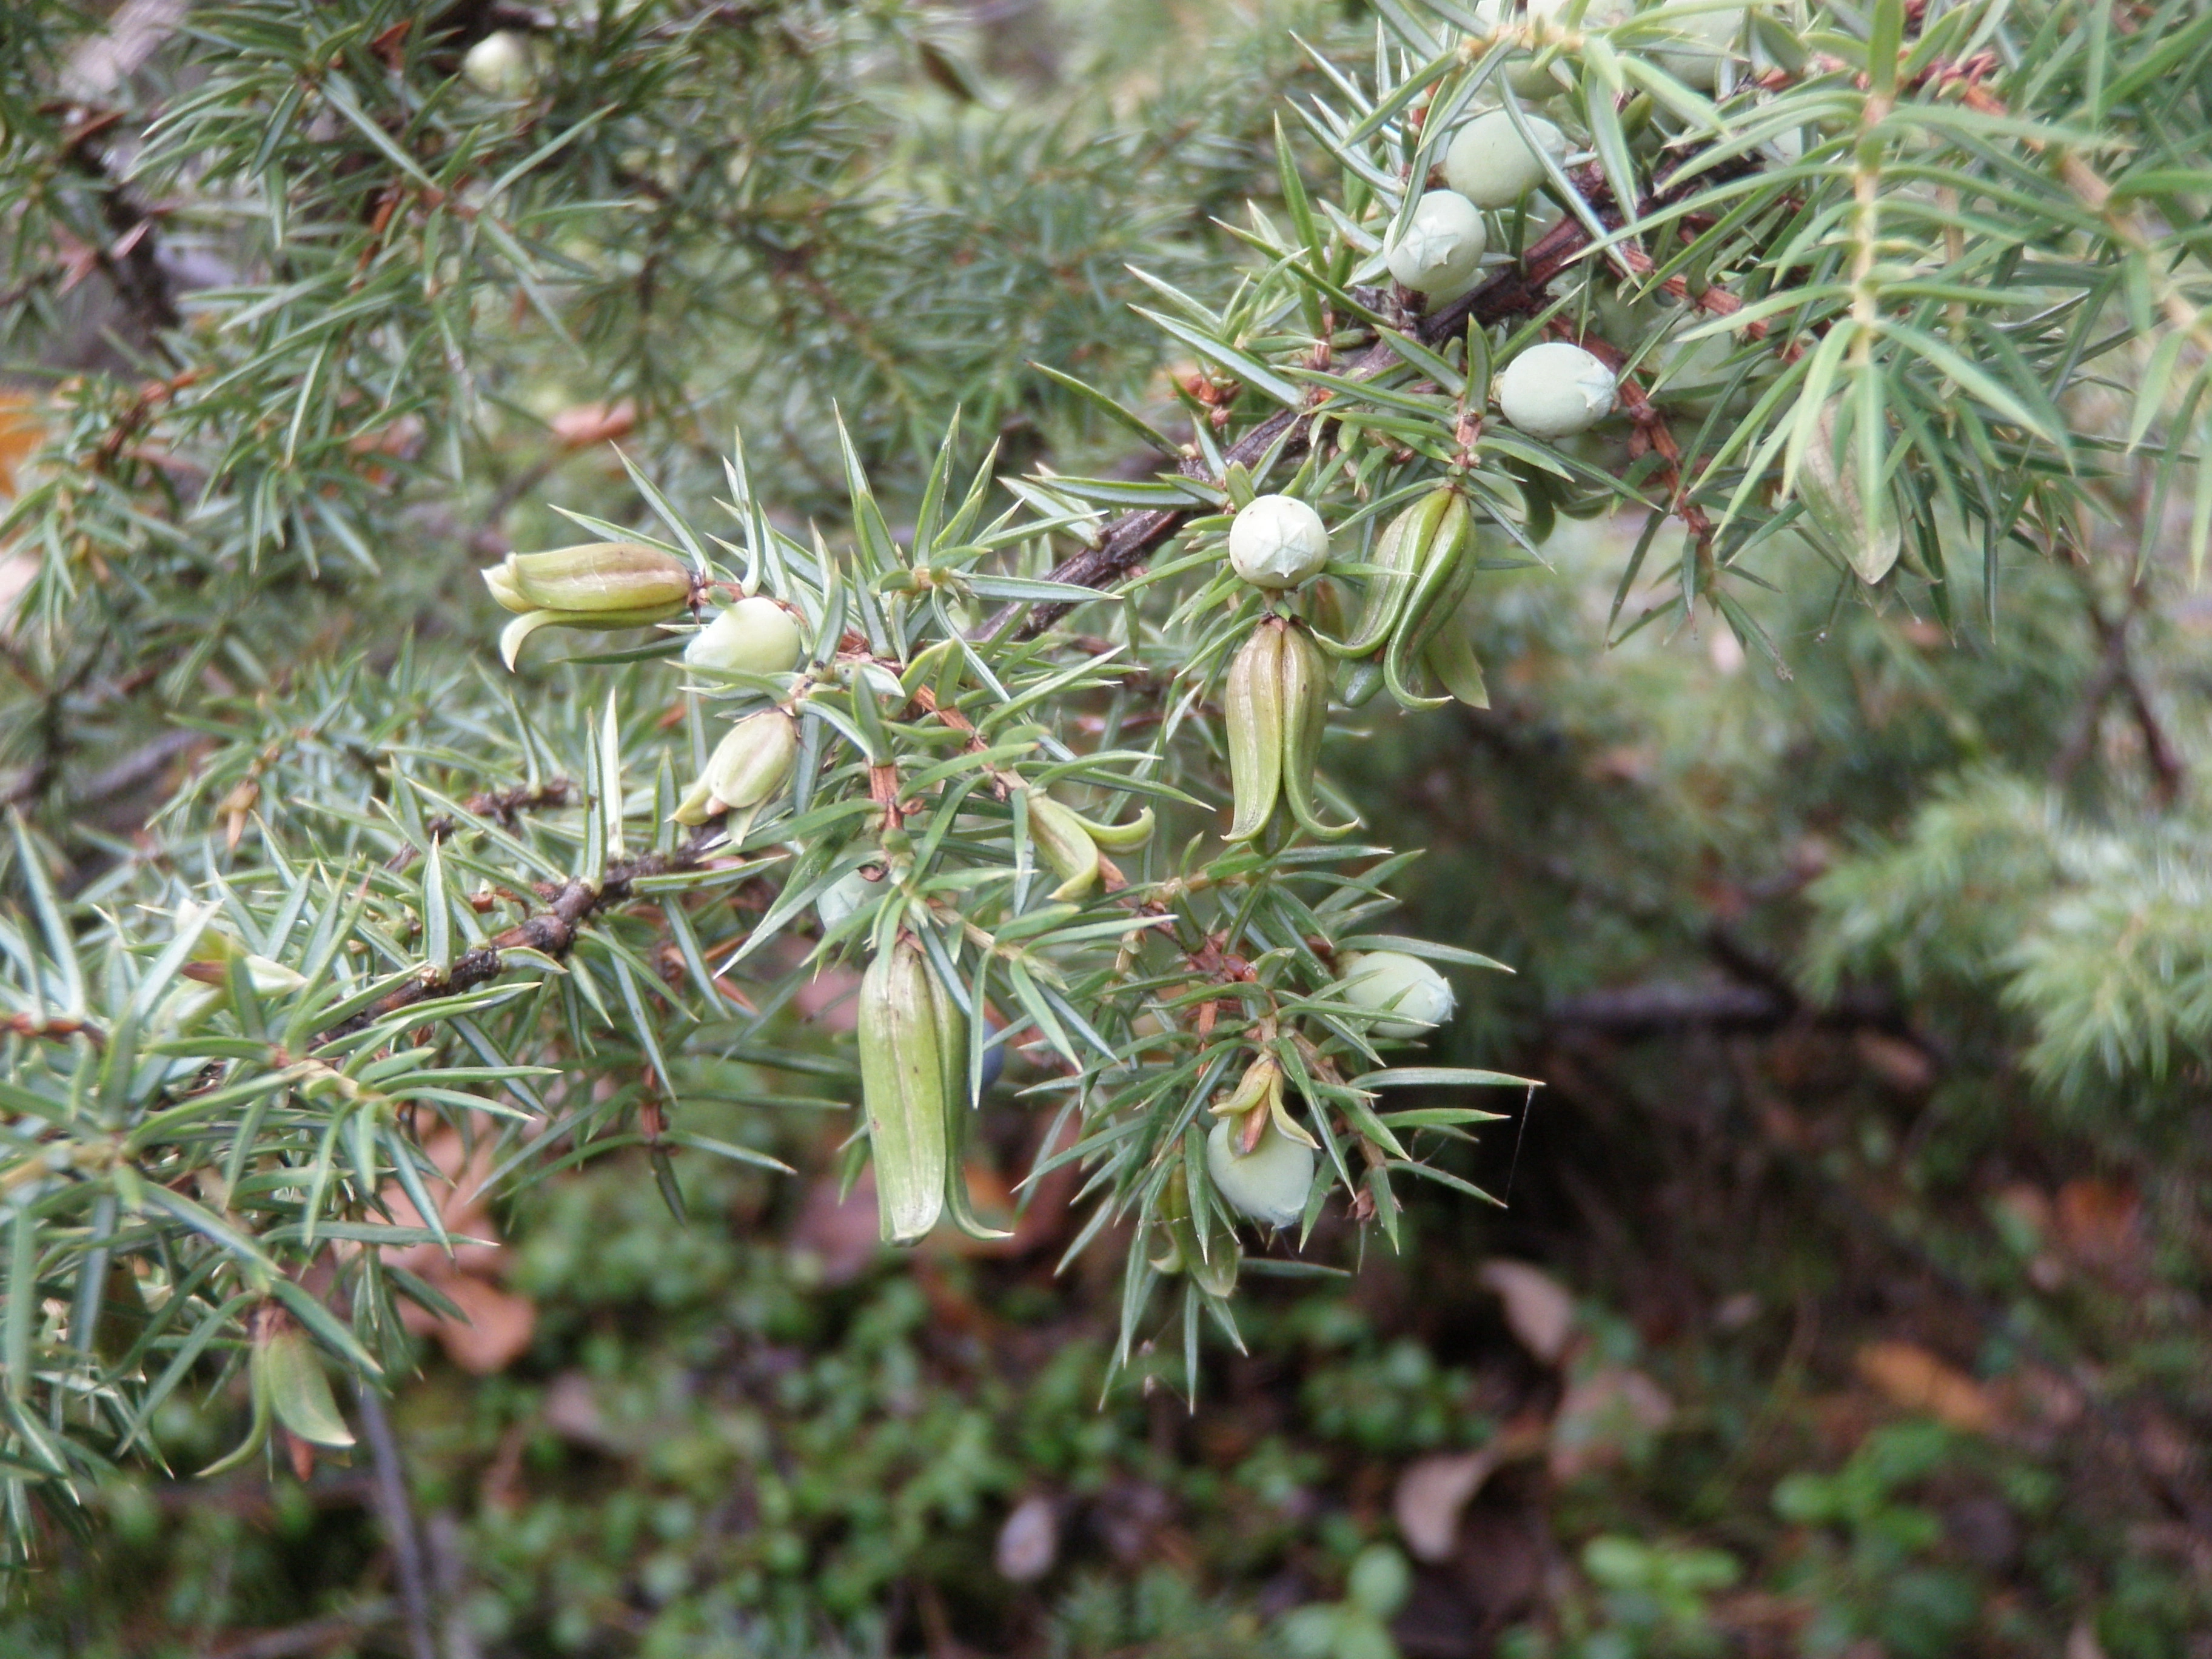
[483,542,692,669]
[1225,619,1355,841]
[857,939,1008,1245]
[1319,486,1488,712]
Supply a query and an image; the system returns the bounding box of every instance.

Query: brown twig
[326,817,727,1041]
[985,152,1759,640]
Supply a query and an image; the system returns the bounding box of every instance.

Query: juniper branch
[326,817,726,1041]
[993,152,1758,639]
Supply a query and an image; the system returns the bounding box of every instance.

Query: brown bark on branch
[323,819,726,1042]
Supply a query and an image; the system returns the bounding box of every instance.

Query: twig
[325,818,728,1040]
[985,151,1759,640]
[355,1382,436,1659]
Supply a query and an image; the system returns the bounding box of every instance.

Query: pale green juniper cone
[685,594,804,675]
[1224,620,1285,840]
[1279,623,1356,839]
[672,708,799,828]
[857,939,950,1244]
[1336,950,1456,1039]
[1227,494,1329,589]
[1207,1110,1316,1230]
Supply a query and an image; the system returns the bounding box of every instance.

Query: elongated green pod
[1339,658,1384,708]
[1279,623,1358,839]
[482,560,529,612]
[508,542,692,613]
[857,941,948,1244]
[498,602,687,671]
[1381,494,1473,711]
[1423,610,1490,709]
[931,966,1011,1242]
[1067,803,1156,851]
[1321,489,1449,659]
[259,1324,354,1449]
[199,1360,273,1478]
[1224,622,1285,841]
[1025,792,1102,900]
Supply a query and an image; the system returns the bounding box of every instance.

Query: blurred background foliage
[1,0,2207,1655]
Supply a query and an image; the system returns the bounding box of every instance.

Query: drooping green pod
[1224,622,1285,841]
[1162,1164,1241,1297]
[1279,623,1357,839]
[498,603,691,672]
[857,940,950,1245]
[506,542,693,614]
[483,559,529,612]
[1322,489,1450,660]
[927,962,1011,1242]
[674,709,799,825]
[1025,791,1103,900]
[1339,659,1385,708]
[256,1322,355,1450]
[1423,612,1491,709]
[1382,495,1475,711]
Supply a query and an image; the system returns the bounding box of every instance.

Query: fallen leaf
[551,399,637,448]
[1479,1260,1575,1365]
[995,1493,1059,1583]
[1854,1340,1996,1433]
[1393,1448,1503,1563]
[1549,1368,1672,1480]
[2055,1178,2140,1266]
[414,1273,536,1376]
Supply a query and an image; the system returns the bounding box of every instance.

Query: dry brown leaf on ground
[1854,1340,1997,1433]
[378,1126,537,1374]
[1395,1447,1505,1563]
[1479,1259,1576,1365]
